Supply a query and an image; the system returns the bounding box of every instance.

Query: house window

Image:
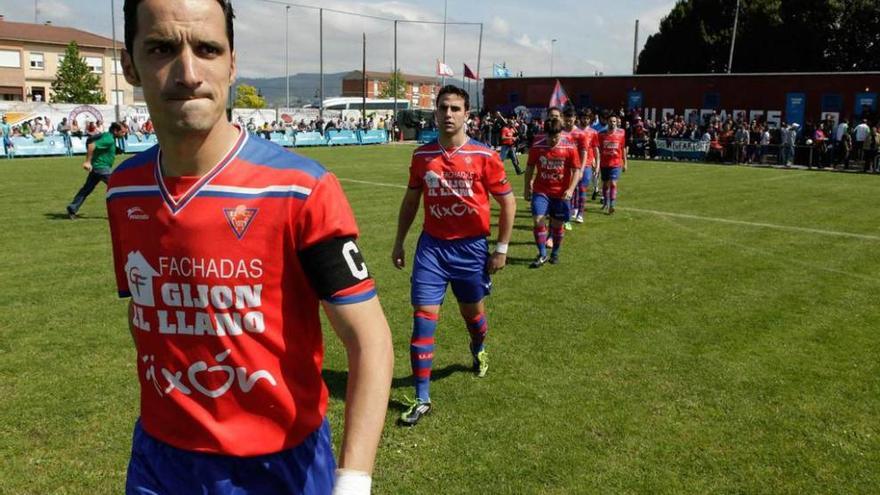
[29,53,44,69]
[112,90,125,105]
[113,57,123,74]
[0,50,21,68]
[85,56,103,73]
[412,83,420,95]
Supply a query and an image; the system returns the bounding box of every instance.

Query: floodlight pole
[441,0,447,86]
[550,39,557,76]
[727,0,741,73]
[111,0,120,121]
[393,20,398,118]
[362,32,366,121]
[319,8,324,118]
[285,5,290,109]
[632,19,639,74]
[476,22,483,111]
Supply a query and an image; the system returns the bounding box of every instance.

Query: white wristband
[494,242,509,254]
[332,469,372,495]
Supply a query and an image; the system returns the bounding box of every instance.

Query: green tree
[233,84,267,108]
[637,0,880,74]
[50,42,105,104]
[379,70,406,99]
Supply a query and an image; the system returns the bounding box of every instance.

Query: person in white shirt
[853,119,871,162]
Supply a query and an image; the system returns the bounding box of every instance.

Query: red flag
[463,64,478,80]
[548,79,570,108]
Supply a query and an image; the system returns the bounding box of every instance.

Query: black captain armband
[299,236,372,299]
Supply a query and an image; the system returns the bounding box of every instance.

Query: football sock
[577,184,587,212]
[534,225,548,257]
[551,226,564,255]
[610,183,618,208]
[410,310,438,402]
[466,313,488,356]
[602,183,610,205]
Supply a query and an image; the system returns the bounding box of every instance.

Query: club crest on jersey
[223,205,257,240]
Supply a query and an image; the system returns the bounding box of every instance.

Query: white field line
[338,177,880,242]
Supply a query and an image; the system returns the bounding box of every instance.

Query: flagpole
[476,23,483,112]
[441,0,448,86]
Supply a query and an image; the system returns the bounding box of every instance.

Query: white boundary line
[338,177,880,242]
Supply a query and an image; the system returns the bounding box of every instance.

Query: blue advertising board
[785,93,806,128]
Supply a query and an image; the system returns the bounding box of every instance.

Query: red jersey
[408,139,512,240]
[580,126,599,166]
[527,137,582,198]
[599,128,627,168]
[566,127,589,159]
[106,129,376,456]
[500,126,516,146]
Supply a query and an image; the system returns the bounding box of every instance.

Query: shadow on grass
[44,212,108,221]
[323,364,471,408]
[505,256,539,266]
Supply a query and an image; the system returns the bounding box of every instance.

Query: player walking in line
[109,1,393,493]
[524,118,582,268]
[573,110,600,222]
[65,122,128,219]
[561,108,588,229]
[598,115,628,214]
[392,85,516,426]
[498,120,523,175]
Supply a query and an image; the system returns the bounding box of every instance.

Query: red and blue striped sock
[610,183,618,207]
[577,184,587,213]
[602,183,610,205]
[551,226,564,255]
[534,225,548,257]
[410,310,438,402]
[466,313,488,356]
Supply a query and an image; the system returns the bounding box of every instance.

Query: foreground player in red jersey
[110,1,393,493]
[573,110,600,222]
[599,115,628,214]
[524,118,582,267]
[392,86,516,426]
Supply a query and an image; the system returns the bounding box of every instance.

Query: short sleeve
[569,147,582,169]
[527,147,540,168]
[294,173,376,304]
[483,152,512,196]
[105,185,130,298]
[407,155,423,189]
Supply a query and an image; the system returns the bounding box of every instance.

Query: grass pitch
[1,146,878,494]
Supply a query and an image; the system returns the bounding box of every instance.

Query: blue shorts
[580,169,592,187]
[600,167,622,181]
[411,233,491,306]
[531,193,571,222]
[126,419,336,495]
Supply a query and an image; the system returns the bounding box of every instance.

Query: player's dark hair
[563,107,576,118]
[109,122,123,133]
[544,118,563,137]
[435,85,470,111]
[547,106,561,116]
[124,0,236,56]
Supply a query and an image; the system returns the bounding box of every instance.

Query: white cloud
[490,17,510,36]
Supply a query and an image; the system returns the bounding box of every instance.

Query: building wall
[0,40,136,104]
[342,75,438,109]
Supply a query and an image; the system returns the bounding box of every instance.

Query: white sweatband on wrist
[332,469,372,495]
[494,242,509,254]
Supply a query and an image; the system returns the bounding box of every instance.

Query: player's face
[122,0,236,136]
[435,94,467,137]
[609,116,619,129]
[564,115,576,129]
[548,109,562,121]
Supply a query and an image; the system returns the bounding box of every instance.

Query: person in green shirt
[66,122,127,219]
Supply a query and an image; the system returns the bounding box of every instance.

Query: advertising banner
[655,139,709,160]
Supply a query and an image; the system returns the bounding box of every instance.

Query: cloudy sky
[2,0,676,78]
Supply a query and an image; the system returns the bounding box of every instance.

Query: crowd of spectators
[238,115,398,142]
[461,106,880,173]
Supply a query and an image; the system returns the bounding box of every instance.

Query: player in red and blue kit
[392,86,516,426]
[524,118,582,267]
[573,110,600,223]
[112,1,393,494]
[599,115,628,214]
[561,107,588,229]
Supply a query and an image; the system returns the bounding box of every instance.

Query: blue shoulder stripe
[238,136,326,179]
[113,145,158,174]
[467,138,492,149]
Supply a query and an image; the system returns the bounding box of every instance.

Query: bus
[321,97,412,111]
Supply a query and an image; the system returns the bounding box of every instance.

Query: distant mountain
[234,72,347,107]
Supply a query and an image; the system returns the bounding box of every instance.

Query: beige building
[0,16,136,105]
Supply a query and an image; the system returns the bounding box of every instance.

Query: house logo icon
[124,251,159,307]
